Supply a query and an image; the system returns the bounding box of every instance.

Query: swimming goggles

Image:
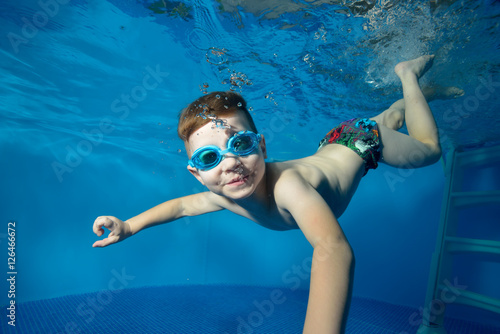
[188,131,262,171]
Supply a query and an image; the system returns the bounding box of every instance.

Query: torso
[219,144,367,231]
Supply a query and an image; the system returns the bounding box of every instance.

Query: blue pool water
[1,0,500,333]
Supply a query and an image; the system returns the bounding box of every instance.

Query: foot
[423,85,465,101]
[394,55,435,80]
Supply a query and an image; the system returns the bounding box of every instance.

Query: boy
[93,56,460,333]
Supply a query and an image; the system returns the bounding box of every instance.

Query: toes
[452,88,465,98]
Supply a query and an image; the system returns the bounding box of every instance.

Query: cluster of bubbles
[196,104,215,120]
[313,25,328,42]
[205,47,228,65]
[234,165,244,174]
[303,53,316,68]
[228,71,252,91]
[212,118,229,129]
[201,46,253,95]
[194,95,233,130]
[199,82,209,94]
[213,69,254,92]
[264,91,278,106]
[198,46,257,127]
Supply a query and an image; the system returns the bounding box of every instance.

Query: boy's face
[186,112,267,200]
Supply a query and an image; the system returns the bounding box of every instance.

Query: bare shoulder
[270,164,318,210]
[267,145,365,219]
[267,150,346,196]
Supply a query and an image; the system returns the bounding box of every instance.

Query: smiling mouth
[227,175,248,186]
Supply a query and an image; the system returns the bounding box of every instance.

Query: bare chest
[227,202,299,231]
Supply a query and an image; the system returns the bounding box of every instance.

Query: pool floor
[2,285,499,333]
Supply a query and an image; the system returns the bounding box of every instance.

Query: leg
[371,85,464,131]
[377,55,443,168]
[371,99,405,130]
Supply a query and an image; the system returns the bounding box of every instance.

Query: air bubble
[206,47,228,65]
[211,118,231,130]
[199,82,209,94]
[228,72,252,89]
[234,166,244,174]
[216,94,221,99]
[313,26,327,42]
[237,102,242,107]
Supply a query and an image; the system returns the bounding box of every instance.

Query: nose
[220,153,241,172]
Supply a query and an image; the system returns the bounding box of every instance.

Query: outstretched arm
[92,192,223,248]
[276,172,354,333]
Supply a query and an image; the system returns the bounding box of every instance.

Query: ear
[259,135,268,159]
[187,165,205,185]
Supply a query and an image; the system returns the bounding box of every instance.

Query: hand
[92,216,132,248]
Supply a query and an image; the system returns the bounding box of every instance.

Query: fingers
[92,216,130,248]
[93,216,114,236]
[92,234,119,248]
[92,240,104,248]
[92,216,119,248]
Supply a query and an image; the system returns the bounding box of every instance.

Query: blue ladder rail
[418,145,500,334]
[445,236,500,255]
[451,190,500,207]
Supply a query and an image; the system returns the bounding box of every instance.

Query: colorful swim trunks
[318,118,381,175]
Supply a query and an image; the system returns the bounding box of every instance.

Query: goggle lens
[233,135,254,153]
[198,150,218,166]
